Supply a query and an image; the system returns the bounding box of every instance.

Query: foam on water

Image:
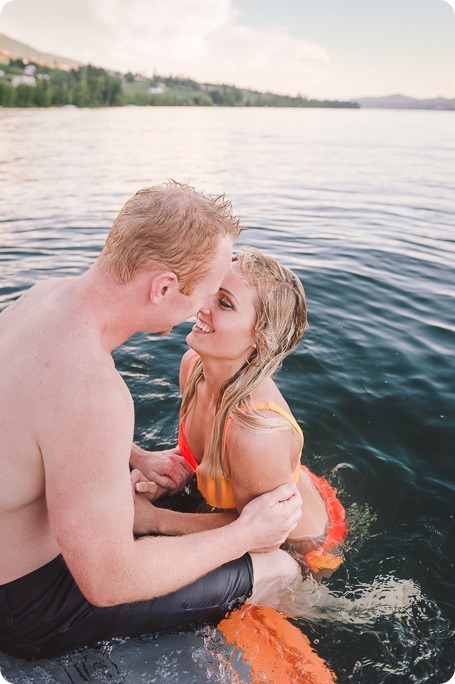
[192,625,248,684]
[278,573,427,624]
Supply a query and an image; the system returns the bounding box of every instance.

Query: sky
[0,0,454,99]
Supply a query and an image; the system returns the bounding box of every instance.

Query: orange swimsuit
[178,354,347,572]
[179,400,302,509]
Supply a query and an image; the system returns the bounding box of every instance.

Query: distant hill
[0,32,80,69]
[356,94,455,110]
[0,31,359,108]
[0,31,359,107]
[1,32,453,110]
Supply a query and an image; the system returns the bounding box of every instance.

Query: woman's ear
[149,271,178,305]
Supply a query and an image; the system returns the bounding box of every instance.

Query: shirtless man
[0,182,302,660]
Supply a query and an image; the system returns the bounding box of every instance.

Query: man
[0,181,302,659]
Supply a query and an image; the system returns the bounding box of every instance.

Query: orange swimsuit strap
[222,401,304,472]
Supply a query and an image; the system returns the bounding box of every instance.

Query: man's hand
[237,483,302,552]
[130,468,161,502]
[130,444,192,496]
[130,469,163,535]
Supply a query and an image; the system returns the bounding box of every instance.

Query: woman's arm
[130,443,192,494]
[226,423,299,513]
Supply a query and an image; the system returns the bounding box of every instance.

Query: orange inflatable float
[218,604,336,683]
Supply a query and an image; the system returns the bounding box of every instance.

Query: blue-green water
[0,107,454,683]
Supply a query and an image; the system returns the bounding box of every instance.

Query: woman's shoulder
[228,378,302,449]
[225,401,298,485]
[225,381,302,481]
[249,378,292,415]
[179,350,199,390]
[181,348,198,367]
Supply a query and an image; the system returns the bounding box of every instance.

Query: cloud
[91,0,231,63]
[201,23,330,95]
[0,0,330,95]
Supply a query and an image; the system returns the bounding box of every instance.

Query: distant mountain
[356,94,455,110]
[0,32,80,69]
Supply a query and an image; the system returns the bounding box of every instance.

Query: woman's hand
[130,444,193,494]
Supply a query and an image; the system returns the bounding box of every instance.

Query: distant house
[24,64,37,76]
[0,69,5,77]
[37,73,51,80]
[11,74,36,87]
[149,82,166,94]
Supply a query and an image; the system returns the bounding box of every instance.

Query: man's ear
[149,271,179,305]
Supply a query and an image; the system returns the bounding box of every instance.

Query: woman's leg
[248,549,301,608]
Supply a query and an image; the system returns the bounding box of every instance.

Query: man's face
[158,236,233,332]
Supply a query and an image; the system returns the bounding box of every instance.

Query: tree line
[0,64,123,107]
[0,61,359,108]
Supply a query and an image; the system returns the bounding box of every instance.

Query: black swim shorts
[0,553,253,660]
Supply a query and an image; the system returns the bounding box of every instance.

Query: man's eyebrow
[219,287,238,304]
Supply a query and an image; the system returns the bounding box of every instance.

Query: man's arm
[130,428,296,538]
[40,372,301,607]
[130,430,296,537]
[131,470,238,536]
[134,498,238,536]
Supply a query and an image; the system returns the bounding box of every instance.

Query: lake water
[0,106,454,683]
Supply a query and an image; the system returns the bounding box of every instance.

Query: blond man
[0,182,301,659]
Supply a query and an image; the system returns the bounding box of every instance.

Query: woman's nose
[198,298,211,315]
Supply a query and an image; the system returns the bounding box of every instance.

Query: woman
[134,247,347,577]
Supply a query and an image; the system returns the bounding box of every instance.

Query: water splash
[276,572,452,681]
[192,625,246,684]
[274,572,438,626]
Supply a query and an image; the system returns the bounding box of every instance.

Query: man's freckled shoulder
[36,343,131,412]
[36,367,134,443]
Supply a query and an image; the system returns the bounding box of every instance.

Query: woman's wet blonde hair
[97,180,242,294]
[180,246,308,483]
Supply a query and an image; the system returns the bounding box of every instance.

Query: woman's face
[186,262,257,362]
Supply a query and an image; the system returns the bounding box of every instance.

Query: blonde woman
[133,247,347,577]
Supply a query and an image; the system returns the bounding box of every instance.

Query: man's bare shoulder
[0,277,66,320]
[37,358,133,440]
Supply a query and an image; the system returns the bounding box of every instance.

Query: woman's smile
[193,316,214,334]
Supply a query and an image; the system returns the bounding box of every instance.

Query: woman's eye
[218,298,232,309]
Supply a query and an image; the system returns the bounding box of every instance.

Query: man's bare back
[0,277,126,583]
